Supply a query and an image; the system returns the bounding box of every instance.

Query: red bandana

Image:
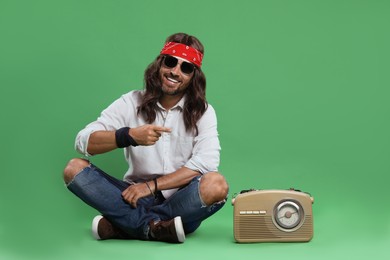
[160,42,203,67]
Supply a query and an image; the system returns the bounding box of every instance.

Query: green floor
[1,159,388,260]
[1,0,389,259]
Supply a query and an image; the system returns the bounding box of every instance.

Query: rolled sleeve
[74,93,135,156]
[75,128,95,156]
[184,105,221,174]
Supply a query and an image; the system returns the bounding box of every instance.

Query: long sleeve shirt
[75,90,221,198]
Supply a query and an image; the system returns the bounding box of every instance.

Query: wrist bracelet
[115,127,138,148]
[153,177,158,194]
[145,182,155,197]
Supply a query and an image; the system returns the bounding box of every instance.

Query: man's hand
[129,125,171,146]
[121,183,153,208]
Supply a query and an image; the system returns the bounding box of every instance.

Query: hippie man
[63,33,229,243]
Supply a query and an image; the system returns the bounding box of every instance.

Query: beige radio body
[232,189,314,243]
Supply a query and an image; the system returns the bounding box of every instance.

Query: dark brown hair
[137,33,207,135]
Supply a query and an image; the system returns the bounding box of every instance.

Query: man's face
[159,56,194,96]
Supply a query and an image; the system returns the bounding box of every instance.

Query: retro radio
[232,189,314,243]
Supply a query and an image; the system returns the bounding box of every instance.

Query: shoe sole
[174,216,186,243]
[92,215,103,240]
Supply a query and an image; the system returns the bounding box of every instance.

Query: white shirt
[75,90,221,198]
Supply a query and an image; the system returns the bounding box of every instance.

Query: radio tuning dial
[274,200,304,231]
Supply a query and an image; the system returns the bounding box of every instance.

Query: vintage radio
[232,189,314,243]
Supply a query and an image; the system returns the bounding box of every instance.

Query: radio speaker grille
[234,215,313,242]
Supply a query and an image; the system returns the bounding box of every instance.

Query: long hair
[137,33,207,135]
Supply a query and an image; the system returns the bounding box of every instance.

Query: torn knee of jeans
[64,163,92,187]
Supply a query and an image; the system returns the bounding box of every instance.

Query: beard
[162,88,179,96]
[159,70,191,96]
[161,85,186,96]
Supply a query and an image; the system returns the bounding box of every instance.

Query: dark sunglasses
[162,55,195,74]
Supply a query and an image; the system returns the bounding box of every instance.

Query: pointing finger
[152,126,171,133]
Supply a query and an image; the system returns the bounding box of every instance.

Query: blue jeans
[67,164,226,240]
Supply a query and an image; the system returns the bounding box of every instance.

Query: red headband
[160,42,203,67]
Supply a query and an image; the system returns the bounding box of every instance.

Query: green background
[1,0,389,259]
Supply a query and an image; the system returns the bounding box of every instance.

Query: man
[63,33,229,243]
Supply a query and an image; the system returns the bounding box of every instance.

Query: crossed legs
[63,158,229,240]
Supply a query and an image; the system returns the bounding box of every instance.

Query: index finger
[152,126,172,133]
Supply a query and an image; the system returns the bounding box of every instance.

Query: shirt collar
[157,95,186,111]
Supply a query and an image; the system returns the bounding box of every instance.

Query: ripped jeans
[67,164,226,240]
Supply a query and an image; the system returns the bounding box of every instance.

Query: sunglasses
[162,55,195,74]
